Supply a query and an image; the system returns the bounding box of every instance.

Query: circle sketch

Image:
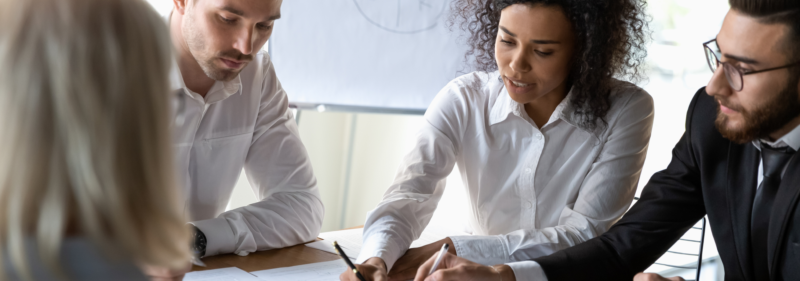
[353,0,448,34]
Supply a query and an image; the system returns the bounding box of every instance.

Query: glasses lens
[723,63,743,91]
[704,46,718,73]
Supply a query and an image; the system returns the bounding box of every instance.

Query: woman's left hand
[413,251,515,281]
[388,238,456,281]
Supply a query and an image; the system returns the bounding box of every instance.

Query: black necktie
[751,143,795,280]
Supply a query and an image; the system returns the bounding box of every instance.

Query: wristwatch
[191,226,207,258]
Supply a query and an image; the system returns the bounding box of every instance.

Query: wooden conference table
[190,227,362,273]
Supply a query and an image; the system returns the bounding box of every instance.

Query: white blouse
[357,71,654,277]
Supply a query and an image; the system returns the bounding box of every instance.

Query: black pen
[333,241,367,281]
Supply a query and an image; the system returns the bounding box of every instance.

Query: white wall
[225,111,469,232]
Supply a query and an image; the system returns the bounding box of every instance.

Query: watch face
[193,228,207,256]
[352,0,448,33]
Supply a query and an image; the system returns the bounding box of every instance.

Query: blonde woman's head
[0,0,190,278]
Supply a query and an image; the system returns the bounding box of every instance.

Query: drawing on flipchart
[353,0,448,33]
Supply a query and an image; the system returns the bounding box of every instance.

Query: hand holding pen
[413,245,516,281]
[335,242,391,281]
[334,241,367,281]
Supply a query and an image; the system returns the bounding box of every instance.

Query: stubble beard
[715,76,800,144]
[183,15,244,82]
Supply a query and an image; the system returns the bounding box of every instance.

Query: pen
[428,243,449,276]
[333,241,367,281]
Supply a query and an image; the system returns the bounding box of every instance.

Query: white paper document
[305,229,363,259]
[184,267,261,281]
[305,225,469,259]
[251,260,346,281]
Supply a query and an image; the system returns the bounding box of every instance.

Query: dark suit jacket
[532,88,800,281]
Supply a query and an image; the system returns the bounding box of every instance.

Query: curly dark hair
[450,0,649,129]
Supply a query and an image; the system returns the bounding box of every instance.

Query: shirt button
[525,201,533,209]
[524,168,532,174]
[535,134,543,140]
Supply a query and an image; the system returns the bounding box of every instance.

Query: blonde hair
[0,0,190,279]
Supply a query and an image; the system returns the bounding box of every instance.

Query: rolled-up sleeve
[449,89,654,266]
[192,57,324,256]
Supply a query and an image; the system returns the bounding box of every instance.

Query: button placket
[518,153,534,229]
[527,131,545,229]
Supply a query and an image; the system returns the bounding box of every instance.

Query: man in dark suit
[410,0,800,281]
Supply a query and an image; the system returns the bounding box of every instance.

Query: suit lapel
[726,143,760,280]
[768,155,800,276]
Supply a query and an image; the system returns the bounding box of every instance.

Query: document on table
[304,229,362,259]
[305,224,469,259]
[184,267,261,281]
[251,260,345,281]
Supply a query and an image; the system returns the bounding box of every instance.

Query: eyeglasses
[703,39,800,91]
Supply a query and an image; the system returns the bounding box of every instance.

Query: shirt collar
[753,123,800,151]
[488,76,593,135]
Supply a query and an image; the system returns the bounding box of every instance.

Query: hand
[413,251,515,281]
[340,257,388,281]
[388,238,456,281]
[140,263,192,281]
[633,272,685,281]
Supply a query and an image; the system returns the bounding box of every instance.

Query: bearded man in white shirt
[146,0,323,279]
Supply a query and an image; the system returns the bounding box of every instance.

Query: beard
[194,49,253,82]
[715,76,800,144]
[183,14,253,82]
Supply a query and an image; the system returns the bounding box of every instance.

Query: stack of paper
[304,229,363,259]
[251,260,346,281]
[184,267,261,281]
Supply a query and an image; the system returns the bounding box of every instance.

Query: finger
[426,267,464,281]
[374,272,388,281]
[369,271,385,281]
[441,252,473,270]
[633,272,653,281]
[633,272,677,281]
[414,250,444,281]
[339,269,361,281]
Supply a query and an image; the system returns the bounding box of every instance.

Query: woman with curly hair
[341,0,651,280]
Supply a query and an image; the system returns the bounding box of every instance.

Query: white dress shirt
[171,50,324,257]
[357,71,654,281]
[513,114,800,281]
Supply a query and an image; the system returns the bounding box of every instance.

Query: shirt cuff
[190,217,236,257]
[507,261,549,281]
[449,235,507,265]
[357,232,406,271]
